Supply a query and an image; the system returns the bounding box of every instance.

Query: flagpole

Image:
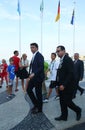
[17,0,21,57]
[41,12,43,53]
[73,13,75,55]
[55,0,60,45]
[19,15,21,57]
[58,0,60,45]
[73,1,76,56]
[40,0,44,54]
[58,18,60,45]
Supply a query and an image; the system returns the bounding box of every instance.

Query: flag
[40,0,44,13]
[55,0,60,22]
[71,10,75,25]
[17,0,21,16]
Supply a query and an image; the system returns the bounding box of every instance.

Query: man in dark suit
[55,45,81,121]
[74,53,84,96]
[27,43,44,114]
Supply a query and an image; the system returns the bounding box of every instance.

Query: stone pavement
[0,80,85,130]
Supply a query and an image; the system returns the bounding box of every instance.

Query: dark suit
[57,55,81,119]
[27,51,44,112]
[74,59,84,94]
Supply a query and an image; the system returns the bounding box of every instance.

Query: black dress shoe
[0,86,2,88]
[30,106,37,112]
[80,89,84,95]
[72,95,76,99]
[55,116,67,121]
[76,109,82,121]
[31,108,42,114]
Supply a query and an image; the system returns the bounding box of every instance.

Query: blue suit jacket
[74,59,84,81]
[29,51,44,83]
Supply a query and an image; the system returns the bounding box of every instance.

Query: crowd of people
[0,43,84,121]
[0,50,29,98]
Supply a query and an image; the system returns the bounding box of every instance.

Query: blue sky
[0,0,85,61]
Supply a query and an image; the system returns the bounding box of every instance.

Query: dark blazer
[57,55,76,93]
[74,59,84,81]
[29,51,44,83]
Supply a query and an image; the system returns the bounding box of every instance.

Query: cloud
[0,3,3,6]
[0,7,19,20]
[61,7,72,15]
[0,3,19,20]
[24,12,40,21]
[0,10,19,20]
[0,27,17,33]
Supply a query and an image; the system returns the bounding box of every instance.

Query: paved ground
[0,91,15,105]
[65,122,85,130]
[0,79,85,130]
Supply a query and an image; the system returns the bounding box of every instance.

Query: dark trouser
[42,80,47,100]
[77,85,84,92]
[59,91,81,119]
[27,79,42,111]
[74,80,84,96]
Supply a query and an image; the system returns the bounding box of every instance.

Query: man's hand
[59,85,65,91]
[29,73,35,79]
[80,78,83,81]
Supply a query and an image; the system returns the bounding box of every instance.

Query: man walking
[27,43,44,114]
[55,45,81,121]
[74,53,84,96]
[12,50,20,92]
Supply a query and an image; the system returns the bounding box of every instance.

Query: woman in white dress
[19,54,29,92]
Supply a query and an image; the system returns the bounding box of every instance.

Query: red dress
[0,63,8,78]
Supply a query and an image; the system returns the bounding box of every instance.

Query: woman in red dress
[0,59,8,89]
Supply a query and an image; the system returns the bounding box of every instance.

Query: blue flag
[71,10,74,25]
[17,0,21,16]
[40,0,44,13]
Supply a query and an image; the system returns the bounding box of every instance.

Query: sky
[0,0,85,61]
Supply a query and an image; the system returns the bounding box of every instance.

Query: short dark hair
[30,43,38,49]
[57,45,65,51]
[14,50,18,54]
[74,53,79,56]
[9,57,14,62]
[51,53,56,57]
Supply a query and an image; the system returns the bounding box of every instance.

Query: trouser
[59,91,81,119]
[77,85,84,92]
[27,79,42,111]
[74,80,84,96]
[42,80,47,99]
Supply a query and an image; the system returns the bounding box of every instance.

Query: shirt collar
[33,51,38,57]
[60,54,65,61]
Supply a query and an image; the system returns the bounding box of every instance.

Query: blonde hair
[22,53,27,58]
[2,59,6,63]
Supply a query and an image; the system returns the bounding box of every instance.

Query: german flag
[55,1,60,22]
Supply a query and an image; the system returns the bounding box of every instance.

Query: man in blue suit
[27,43,44,114]
[74,53,84,96]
